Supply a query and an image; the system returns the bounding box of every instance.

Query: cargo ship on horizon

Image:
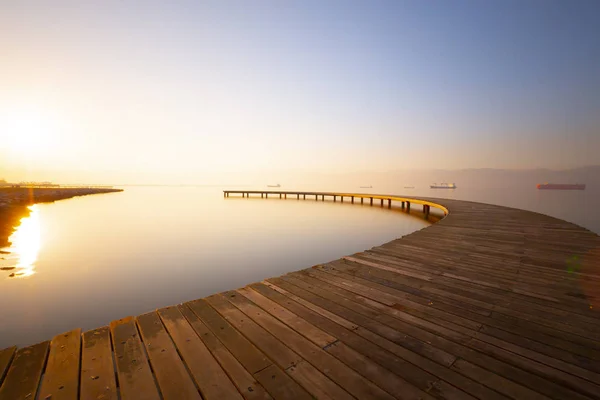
[536,183,586,190]
[430,183,457,189]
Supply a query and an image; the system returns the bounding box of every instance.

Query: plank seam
[133,317,164,399]
[0,348,16,387]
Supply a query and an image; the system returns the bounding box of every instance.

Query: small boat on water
[404,186,415,189]
[537,183,585,190]
[430,183,456,189]
[359,185,372,188]
[267,183,281,188]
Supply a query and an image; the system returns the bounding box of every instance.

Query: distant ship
[404,186,415,189]
[537,183,585,190]
[267,184,281,188]
[430,183,456,189]
[359,185,372,188]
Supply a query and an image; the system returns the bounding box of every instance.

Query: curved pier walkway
[1,191,599,400]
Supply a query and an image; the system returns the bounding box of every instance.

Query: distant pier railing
[223,190,448,218]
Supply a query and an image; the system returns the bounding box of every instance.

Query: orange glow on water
[6,205,41,278]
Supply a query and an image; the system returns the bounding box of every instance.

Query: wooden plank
[450,359,550,400]
[261,280,359,330]
[478,324,600,374]
[0,347,16,388]
[253,282,438,400]
[354,250,600,328]
[110,316,161,400]
[235,287,337,347]
[177,304,272,400]
[38,328,81,400]
[185,299,312,400]
[326,259,600,359]
[269,277,506,400]
[205,294,304,370]
[207,293,356,400]
[344,256,433,281]
[335,261,495,318]
[380,289,600,381]
[344,253,600,400]
[253,364,313,400]
[472,330,600,384]
[488,311,600,356]
[379,244,600,296]
[0,341,49,400]
[296,269,593,399]
[157,305,243,400]
[81,326,118,400]
[185,299,272,374]
[283,270,473,359]
[236,286,413,399]
[466,338,600,399]
[334,260,487,330]
[136,311,201,400]
[324,338,437,400]
[286,272,458,366]
[282,360,356,400]
[374,243,598,312]
[319,261,600,374]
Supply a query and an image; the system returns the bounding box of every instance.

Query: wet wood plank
[110,316,160,400]
[38,328,81,400]
[81,326,118,400]
[0,341,49,400]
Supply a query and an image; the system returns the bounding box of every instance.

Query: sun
[0,106,55,156]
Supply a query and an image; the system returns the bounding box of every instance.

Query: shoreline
[0,187,123,249]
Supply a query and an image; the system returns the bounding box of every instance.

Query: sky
[1,0,599,184]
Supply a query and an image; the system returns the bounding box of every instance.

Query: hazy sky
[1,0,599,183]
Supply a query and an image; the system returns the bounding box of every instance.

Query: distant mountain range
[380,166,600,188]
[277,166,600,190]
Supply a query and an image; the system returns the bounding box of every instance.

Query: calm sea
[1,184,598,347]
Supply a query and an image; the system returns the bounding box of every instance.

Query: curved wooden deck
[1,191,599,400]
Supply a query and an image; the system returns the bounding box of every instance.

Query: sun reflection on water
[5,205,41,278]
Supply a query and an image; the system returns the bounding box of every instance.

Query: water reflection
[4,205,41,278]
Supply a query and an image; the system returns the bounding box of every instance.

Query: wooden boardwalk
[1,191,599,400]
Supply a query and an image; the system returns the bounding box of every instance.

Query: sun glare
[6,205,42,278]
[0,106,55,155]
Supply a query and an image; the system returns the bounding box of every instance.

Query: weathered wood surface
[1,192,599,399]
[38,328,81,400]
